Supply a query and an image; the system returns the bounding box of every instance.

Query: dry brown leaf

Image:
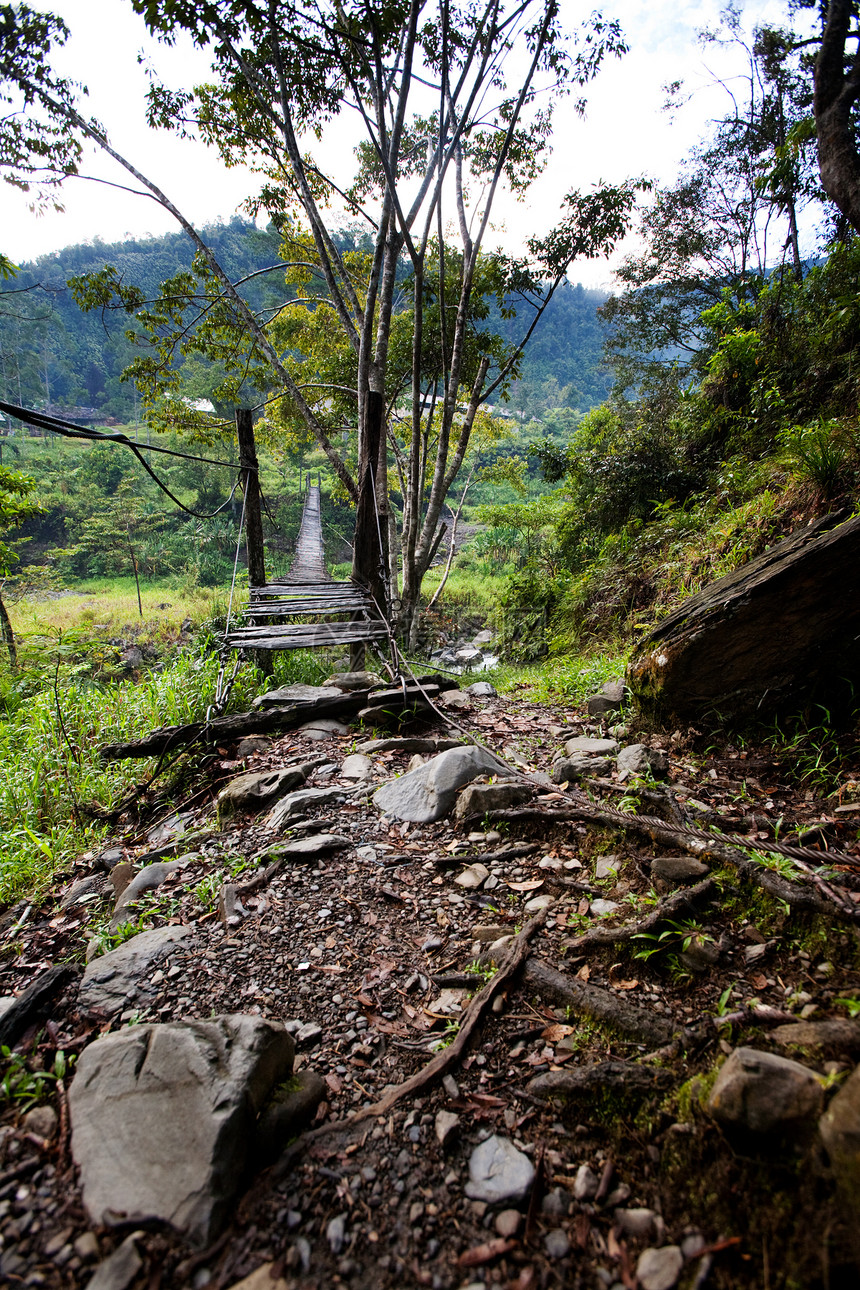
[506,879,544,892]
[576,964,591,981]
[542,1023,575,1042]
[457,1238,516,1268]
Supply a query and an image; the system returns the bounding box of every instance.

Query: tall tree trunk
[814,0,860,234]
[0,590,18,669]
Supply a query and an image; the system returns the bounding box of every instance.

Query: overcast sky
[3,0,808,288]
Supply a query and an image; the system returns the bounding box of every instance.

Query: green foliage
[0,1041,72,1111]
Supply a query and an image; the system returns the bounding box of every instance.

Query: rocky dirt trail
[2,672,860,1290]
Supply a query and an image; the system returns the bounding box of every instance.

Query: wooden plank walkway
[225,484,388,652]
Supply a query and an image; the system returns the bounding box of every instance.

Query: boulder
[707,1047,823,1134]
[552,756,612,783]
[438,688,472,709]
[217,767,307,816]
[617,744,670,779]
[454,780,533,819]
[586,694,623,717]
[466,681,497,697]
[69,1015,295,1246]
[373,745,511,823]
[628,512,860,720]
[819,1063,860,1258]
[78,926,193,1017]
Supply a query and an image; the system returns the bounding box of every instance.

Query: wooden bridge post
[236,408,265,589]
[351,390,387,668]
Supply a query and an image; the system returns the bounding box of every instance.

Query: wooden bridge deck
[225,484,388,652]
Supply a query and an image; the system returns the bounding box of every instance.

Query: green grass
[484,648,628,705]
[0,633,330,908]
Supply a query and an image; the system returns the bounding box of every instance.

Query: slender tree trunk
[0,591,17,669]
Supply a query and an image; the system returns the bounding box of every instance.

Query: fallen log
[527,1059,672,1101]
[627,511,860,720]
[99,674,458,761]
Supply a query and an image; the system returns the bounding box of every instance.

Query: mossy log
[627,512,860,721]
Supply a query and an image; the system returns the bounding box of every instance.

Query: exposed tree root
[562,877,718,953]
[523,958,674,1046]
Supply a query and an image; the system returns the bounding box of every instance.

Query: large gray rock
[617,744,670,780]
[297,718,350,741]
[636,1245,684,1290]
[552,755,612,783]
[650,856,710,884]
[465,1134,535,1204]
[772,1018,860,1054]
[819,1062,860,1257]
[373,745,511,823]
[69,1015,294,1246]
[267,786,353,830]
[252,684,338,708]
[341,753,373,781]
[78,926,193,1016]
[707,1047,823,1134]
[217,767,307,817]
[563,736,619,758]
[454,780,533,819]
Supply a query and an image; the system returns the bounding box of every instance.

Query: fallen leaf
[325,1072,343,1095]
[542,1023,575,1042]
[608,965,639,990]
[751,973,769,990]
[506,879,545,892]
[457,1238,516,1268]
[506,1268,536,1290]
[576,964,591,982]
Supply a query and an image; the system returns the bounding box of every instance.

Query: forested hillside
[0,220,608,425]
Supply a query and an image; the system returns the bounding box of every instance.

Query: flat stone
[373,745,511,823]
[341,753,373,781]
[110,859,189,930]
[601,680,627,701]
[595,855,621,880]
[455,863,490,889]
[650,856,710,883]
[218,768,307,816]
[69,1015,294,1246]
[439,689,472,709]
[615,1207,657,1237]
[563,736,619,757]
[772,1019,860,1053]
[357,736,464,755]
[78,926,193,1016]
[589,898,620,916]
[252,684,336,708]
[552,756,612,783]
[707,1046,824,1134]
[466,681,497,697]
[473,630,495,646]
[636,1245,684,1290]
[324,671,381,691]
[454,780,533,819]
[297,718,350,741]
[85,1232,143,1290]
[96,847,126,872]
[465,1134,535,1204]
[524,893,554,913]
[617,744,670,780]
[586,694,623,717]
[473,924,511,943]
[267,787,352,830]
